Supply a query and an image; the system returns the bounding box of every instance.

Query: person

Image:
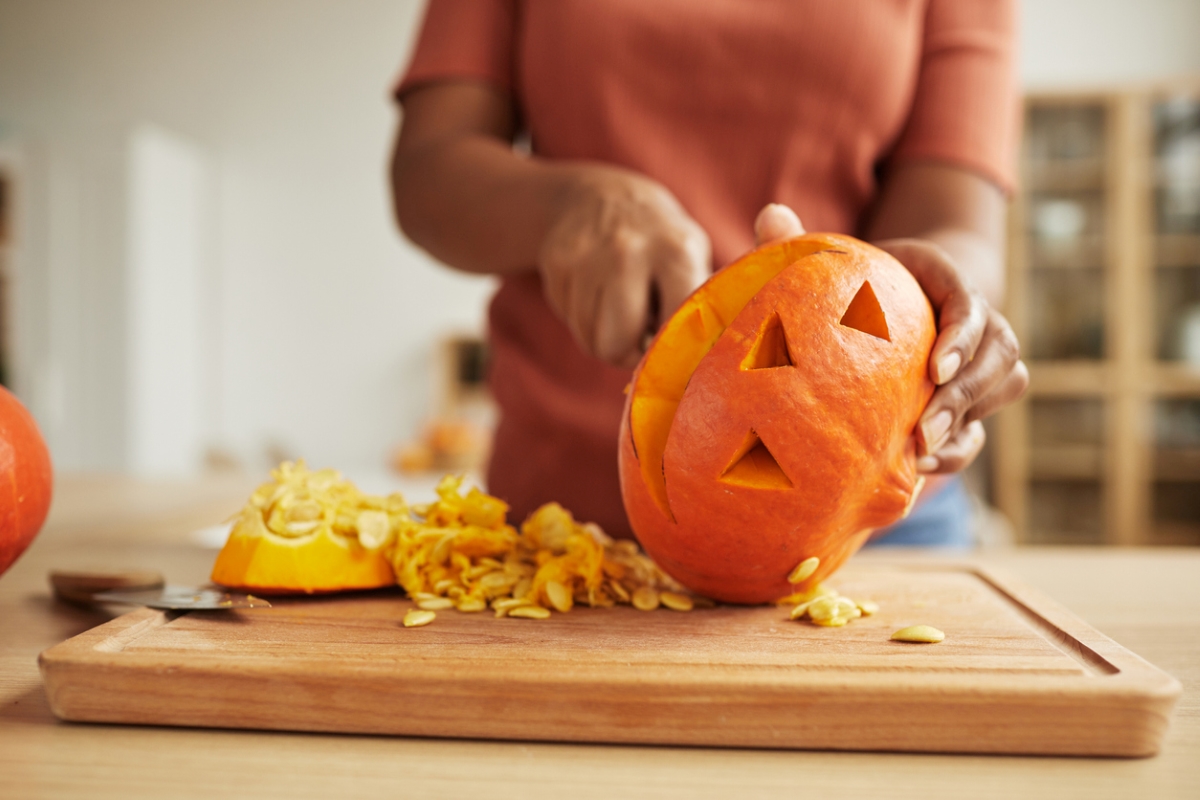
[389,0,1029,547]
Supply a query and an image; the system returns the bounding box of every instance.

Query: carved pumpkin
[0,386,54,579]
[618,234,936,604]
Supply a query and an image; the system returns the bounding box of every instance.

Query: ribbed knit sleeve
[394,0,517,99]
[889,0,1019,193]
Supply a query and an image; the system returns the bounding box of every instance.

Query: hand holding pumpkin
[872,239,1029,474]
[752,204,1028,476]
[538,166,711,368]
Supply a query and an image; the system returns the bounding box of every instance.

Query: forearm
[895,227,1004,309]
[391,133,571,276]
[864,162,1007,308]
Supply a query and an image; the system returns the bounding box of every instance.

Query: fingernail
[921,409,953,453]
[935,352,962,385]
[916,455,939,473]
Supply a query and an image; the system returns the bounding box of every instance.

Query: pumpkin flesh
[211,507,396,594]
[211,461,400,594]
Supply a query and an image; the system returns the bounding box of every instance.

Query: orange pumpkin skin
[618,234,935,604]
[0,386,54,579]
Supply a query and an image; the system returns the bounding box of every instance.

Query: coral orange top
[396,0,1018,538]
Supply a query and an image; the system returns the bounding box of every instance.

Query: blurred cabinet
[995,81,1200,545]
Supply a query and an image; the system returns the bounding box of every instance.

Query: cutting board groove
[39,562,1179,756]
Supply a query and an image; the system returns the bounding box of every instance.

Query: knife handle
[49,570,166,606]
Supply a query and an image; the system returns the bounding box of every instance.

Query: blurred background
[1,0,1198,546]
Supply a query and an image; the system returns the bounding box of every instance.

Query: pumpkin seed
[491,597,533,612]
[632,586,660,611]
[790,599,817,620]
[606,579,630,603]
[787,556,820,584]
[660,591,694,611]
[507,606,551,620]
[856,599,879,616]
[545,580,573,613]
[511,577,533,601]
[891,625,944,643]
[403,609,436,628]
[456,596,487,613]
[417,597,454,611]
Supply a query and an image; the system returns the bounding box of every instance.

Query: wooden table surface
[2,475,1197,799]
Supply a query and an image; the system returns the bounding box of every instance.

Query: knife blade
[51,570,271,611]
[92,585,272,610]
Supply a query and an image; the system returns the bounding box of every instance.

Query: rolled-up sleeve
[394,0,517,99]
[889,0,1019,194]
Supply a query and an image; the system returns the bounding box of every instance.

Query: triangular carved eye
[741,312,794,370]
[840,281,890,341]
[720,430,793,489]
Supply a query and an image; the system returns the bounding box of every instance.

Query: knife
[50,570,272,610]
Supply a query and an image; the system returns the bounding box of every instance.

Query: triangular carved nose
[741,312,794,370]
[720,430,793,489]
[840,281,890,341]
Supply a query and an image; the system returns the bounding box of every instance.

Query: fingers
[594,269,650,366]
[918,307,1023,456]
[917,420,986,474]
[564,255,606,355]
[753,204,805,246]
[875,240,987,386]
[654,222,711,322]
[966,359,1029,424]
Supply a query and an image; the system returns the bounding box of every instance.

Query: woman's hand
[539,166,711,368]
[752,203,1029,476]
[873,239,1028,474]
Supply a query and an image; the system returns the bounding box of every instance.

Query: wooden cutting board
[39,561,1180,756]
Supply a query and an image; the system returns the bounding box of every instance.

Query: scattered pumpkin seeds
[385,477,707,622]
[788,587,871,627]
[891,625,945,643]
[403,609,436,628]
[857,599,879,616]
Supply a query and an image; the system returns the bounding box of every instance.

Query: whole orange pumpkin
[0,386,54,579]
[618,234,935,604]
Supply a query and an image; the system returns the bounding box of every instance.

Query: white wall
[126,125,209,476]
[0,0,1198,475]
[1021,0,1200,89]
[0,0,494,473]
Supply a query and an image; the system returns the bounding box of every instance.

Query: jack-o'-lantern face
[618,234,935,603]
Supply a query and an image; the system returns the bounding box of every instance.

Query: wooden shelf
[1152,363,1200,396]
[1024,158,1105,193]
[1027,361,1109,396]
[1030,444,1104,480]
[1028,237,1105,270]
[1151,522,1200,546]
[1155,234,1200,269]
[996,82,1200,547]
[1154,449,1200,482]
